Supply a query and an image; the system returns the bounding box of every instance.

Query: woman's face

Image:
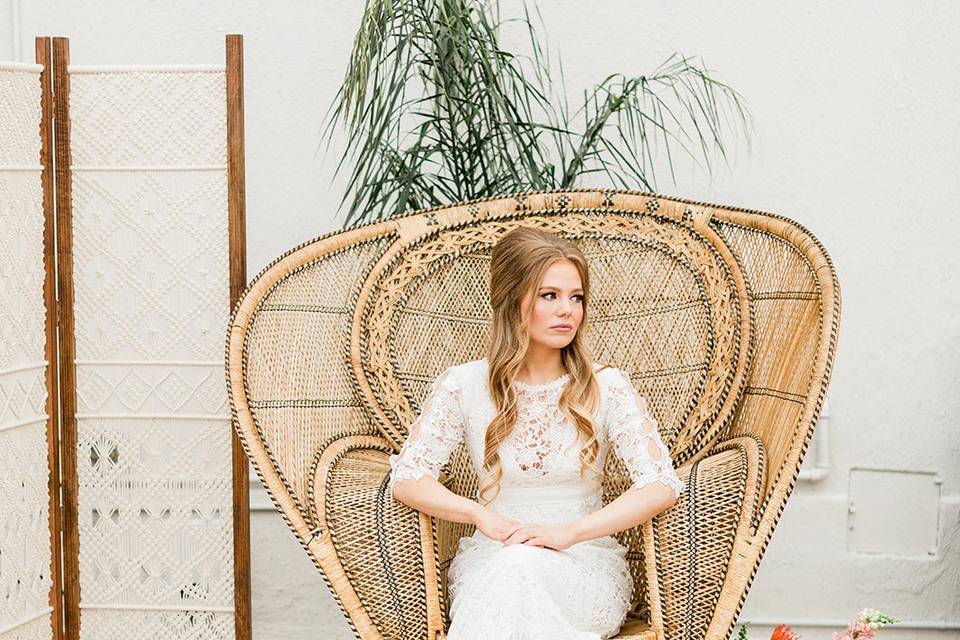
[521,259,584,349]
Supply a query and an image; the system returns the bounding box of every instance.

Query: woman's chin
[531,335,576,349]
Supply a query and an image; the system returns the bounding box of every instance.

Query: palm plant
[321,0,753,226]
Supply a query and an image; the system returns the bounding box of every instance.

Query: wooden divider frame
[226,33,252,640]
[49,35,80,640]
[36,35,65,640]
[43,34,252,640]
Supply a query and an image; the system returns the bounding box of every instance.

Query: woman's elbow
[656,483,678,512]
[390,479,408,504]
[391,478,420,507]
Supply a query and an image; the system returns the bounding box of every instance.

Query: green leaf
[320,0,753,226]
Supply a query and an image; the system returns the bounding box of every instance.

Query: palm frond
[321,0,753,226]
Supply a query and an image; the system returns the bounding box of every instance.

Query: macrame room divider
[0,36,251,640]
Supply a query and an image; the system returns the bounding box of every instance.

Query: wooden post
[226,33,252,640]
[50,35,81,640]
[36,35,65,640]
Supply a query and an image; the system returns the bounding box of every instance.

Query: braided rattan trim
[357,209,749,468]
[311,435,396,640]
[645,436,764,640]
[704,213,839,640]
[230,236,393,533]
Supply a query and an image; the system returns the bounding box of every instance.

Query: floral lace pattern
[387,359,685,639]
[447,533,632,640]
[603,368,686,500]
[387,367,465,496]
[505,375,579,477]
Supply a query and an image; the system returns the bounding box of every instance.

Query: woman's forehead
[539,261,583,289]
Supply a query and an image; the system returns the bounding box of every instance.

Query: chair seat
[612,617,655,639]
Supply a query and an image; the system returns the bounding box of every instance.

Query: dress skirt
[445,483,634,640]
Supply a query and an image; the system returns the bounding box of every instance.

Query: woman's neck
[516,346,565,384]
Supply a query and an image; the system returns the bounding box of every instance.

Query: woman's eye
[541,292,584,302]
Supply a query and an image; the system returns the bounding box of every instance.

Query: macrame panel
[68,67,235,639]
[0,62,55,640]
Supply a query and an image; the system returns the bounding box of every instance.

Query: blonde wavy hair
[478,225,608,506]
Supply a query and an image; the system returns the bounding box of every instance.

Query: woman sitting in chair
[388,225,686,640]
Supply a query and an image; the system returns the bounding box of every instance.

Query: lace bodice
[389,358,679,638]
[387,358,686,514]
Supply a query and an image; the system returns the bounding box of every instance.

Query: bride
[388,225,686,639]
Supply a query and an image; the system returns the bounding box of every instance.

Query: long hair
[479,225,607,505]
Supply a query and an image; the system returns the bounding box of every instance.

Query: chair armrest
[310,435,445,640]
[643,436,766,640]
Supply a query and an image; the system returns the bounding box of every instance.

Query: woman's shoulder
[442,357,488,385]
[592,363,636,404]
[592,361,625,383]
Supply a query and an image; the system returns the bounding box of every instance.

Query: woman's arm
[387,366,524,543]
[565,481,676,545]
[502,481,675,548]
[392,475,483,525]
[564,367,684,544]
[394,476,527,543]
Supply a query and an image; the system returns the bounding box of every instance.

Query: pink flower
[835,617,877,640]
[751,607,898,640]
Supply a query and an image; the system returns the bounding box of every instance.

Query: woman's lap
[446,536,632,639]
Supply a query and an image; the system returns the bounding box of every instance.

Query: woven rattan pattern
[353,209,752,625]
[225,188,840,640]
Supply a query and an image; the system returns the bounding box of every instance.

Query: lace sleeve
[387,366,466,498]
[605,368,685,500]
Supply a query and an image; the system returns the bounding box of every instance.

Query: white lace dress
[387,358,686,640]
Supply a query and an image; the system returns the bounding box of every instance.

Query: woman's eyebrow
[538,285,584,293]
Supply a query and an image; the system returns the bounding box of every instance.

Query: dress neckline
[476,357,573,392]
[514,372,571,392]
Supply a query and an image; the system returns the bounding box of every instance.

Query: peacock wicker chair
[225,188,841,640]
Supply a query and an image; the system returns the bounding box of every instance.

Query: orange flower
[771,624,801,640]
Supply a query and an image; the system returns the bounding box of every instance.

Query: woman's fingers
[523,537,552,549]
[504,525,542,545]
[504,530,525,544]
[502,524,526,542]
[503,528,523,544]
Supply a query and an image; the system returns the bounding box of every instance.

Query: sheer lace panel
[606,369,686,500]
[387,367,465,497]
[510,383,571,475]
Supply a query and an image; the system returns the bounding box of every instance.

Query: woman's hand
[472,506,523,543]
[503,523,577,551]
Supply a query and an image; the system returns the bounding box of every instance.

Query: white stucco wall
[3,1,958,638]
